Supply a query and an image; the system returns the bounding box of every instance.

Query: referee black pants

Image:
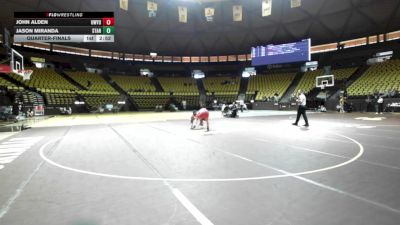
[295,105,309,125]
[378,103,383,113]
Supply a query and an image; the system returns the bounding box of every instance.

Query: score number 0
[102,18,115,26]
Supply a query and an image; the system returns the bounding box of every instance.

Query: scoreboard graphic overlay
[14,12,114,43]
[251,39,311,66]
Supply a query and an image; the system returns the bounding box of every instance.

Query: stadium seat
[348,60,400,96]
[247,72,296,101]
[203,76,240,103]
[111,75,156,92]
[129,92,171,110]
[9,68,78,90]
[203,76,240,93]
[293,70,324,95]
[332,67,357,81]
[66,71,116,92]
[158,77,198,93]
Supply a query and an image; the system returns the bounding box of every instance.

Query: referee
[293,91,309,127]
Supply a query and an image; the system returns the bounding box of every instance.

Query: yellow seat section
[0,75,20,90]
[158,77,198,93]
[348,60,400,96]
[206,93,238,104]
[43,91,76,106]
[76,90,120,109]
[172,92,199,108]
[5,68,79,106]
[203,76,240,93]
[294,69,324,95]
[247,73,296,101]
[129,92,171,109]
[111,75,156,92]
[12,68,78,90]
[66,71,116,92]
[332,67,357,81]
[292,67,356,96]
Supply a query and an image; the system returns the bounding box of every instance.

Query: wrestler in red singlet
[196,108,209,120]
[191,108,210,131]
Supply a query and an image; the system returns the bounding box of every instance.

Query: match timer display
[13,12,115,43]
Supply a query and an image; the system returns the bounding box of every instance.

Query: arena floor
[0,110,399,225]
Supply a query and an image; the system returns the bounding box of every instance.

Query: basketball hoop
[316,74,335,89]
[17,69,33,80]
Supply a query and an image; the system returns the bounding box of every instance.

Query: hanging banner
[178,6,188,23]
[233,5,242,22]
[291,0,301,8]
[119,0,128,11]
[205,7,215,22]
[262,0,272,17]
[147,1,157,17]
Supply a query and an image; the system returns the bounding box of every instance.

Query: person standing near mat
[293,91,309,127]
[377,95,384,114]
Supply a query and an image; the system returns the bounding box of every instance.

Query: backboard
[316,74,334,89]
[11,48,24,73]
[10,48,32,80]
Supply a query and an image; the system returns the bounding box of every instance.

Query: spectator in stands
[293,91,309,127]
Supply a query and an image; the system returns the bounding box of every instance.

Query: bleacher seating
[247,73,296,101]
[18,91,41,106]
[41,90,76,106]
[332,67,357,81]
[203,76,240,93]
[129,92,171,110]
[293,67,357,96]
[172,92,199,109]
[158,77,198,93]
[348,60,400,96]
[293,70,324,95]
[203,77,240,103]
[0,74,22,91]
[245,92,256,102]
[207,92,238,104]
[26,68,76,106]
[111,75,156,92]
[10,68,77,90]
[66,71,115,92]
[5,68,79,106]
[77,90,121,110]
